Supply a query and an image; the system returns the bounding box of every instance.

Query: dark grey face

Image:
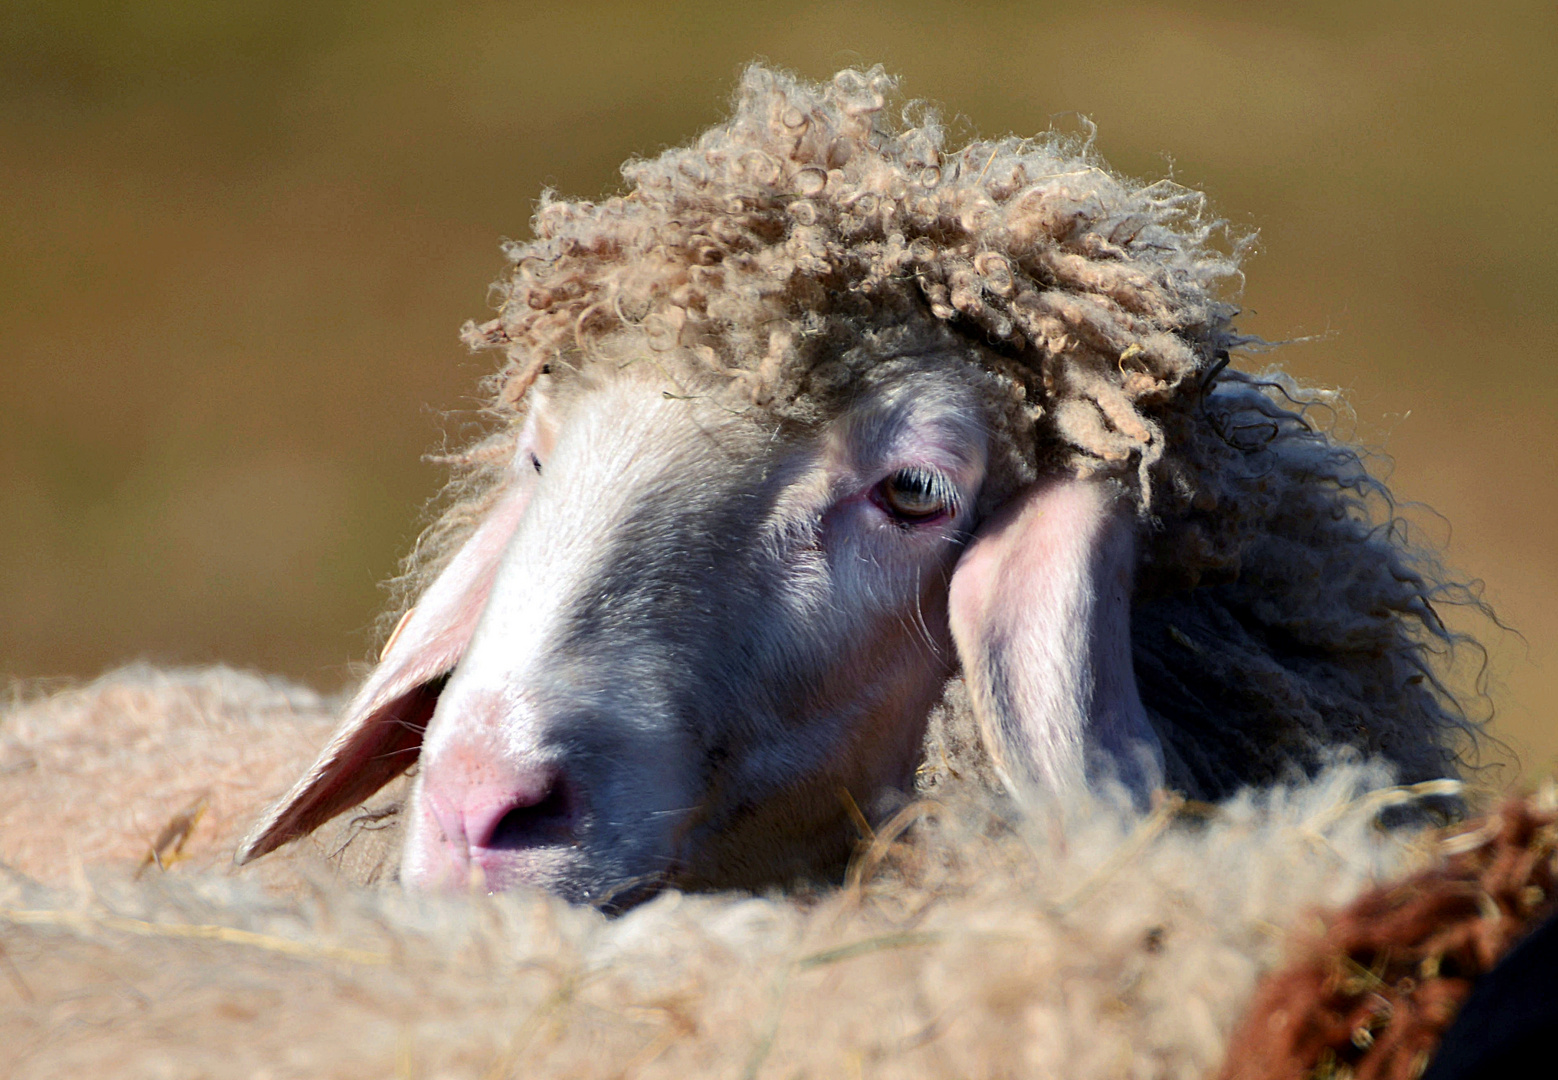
[400,359,994,903]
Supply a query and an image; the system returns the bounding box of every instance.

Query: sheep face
[240,349,1164,904]
[402,356,990,903]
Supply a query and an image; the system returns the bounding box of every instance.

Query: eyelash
[872,466,957,525]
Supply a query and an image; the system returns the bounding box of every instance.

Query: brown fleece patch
[1220,793,1558,1080]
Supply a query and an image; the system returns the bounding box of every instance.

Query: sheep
[0,59,1526,1080]
[0,665,404,892]
[228,64,1480,906]
[1221,790,1558,1080]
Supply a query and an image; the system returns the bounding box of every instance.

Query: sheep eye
[877,467,953,523]
[529,452,542,475]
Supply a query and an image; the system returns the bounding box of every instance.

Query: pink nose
[423,760,575,856]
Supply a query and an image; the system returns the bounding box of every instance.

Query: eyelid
[875,465,960,523]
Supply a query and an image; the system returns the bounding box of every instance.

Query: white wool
[0,666,1445,1080]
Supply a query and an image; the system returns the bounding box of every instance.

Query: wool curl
[404,64,1484,800]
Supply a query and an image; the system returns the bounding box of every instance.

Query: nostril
[424,759,580,862]
[486,780,576,849]
[449,768,576,852]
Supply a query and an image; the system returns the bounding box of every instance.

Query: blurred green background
[3,1,1554,781]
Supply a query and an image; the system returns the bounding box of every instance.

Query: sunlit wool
[0,667,1491,1080]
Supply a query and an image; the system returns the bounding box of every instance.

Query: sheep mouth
[468,843,672,911]
[468,842,584,895]
[595,873,672,915]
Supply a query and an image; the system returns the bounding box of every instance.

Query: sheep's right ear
[236,482,533,864]
[947,472,1164,806]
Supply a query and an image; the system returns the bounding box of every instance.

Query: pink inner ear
[236,482,534,863]
[948,474,1162,802]
[237,679,440,861]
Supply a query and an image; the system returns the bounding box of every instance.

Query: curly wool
[463,65,1242,476]
[414,64,1478,799]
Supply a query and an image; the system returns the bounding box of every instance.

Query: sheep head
[238,65,1475,903]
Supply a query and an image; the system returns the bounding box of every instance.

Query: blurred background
[3,1,1554,781]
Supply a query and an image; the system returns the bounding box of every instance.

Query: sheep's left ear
[948,473,1164,804]
[235,481,534,864]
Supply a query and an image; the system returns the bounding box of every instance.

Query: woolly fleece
[1,666,1457,1080]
